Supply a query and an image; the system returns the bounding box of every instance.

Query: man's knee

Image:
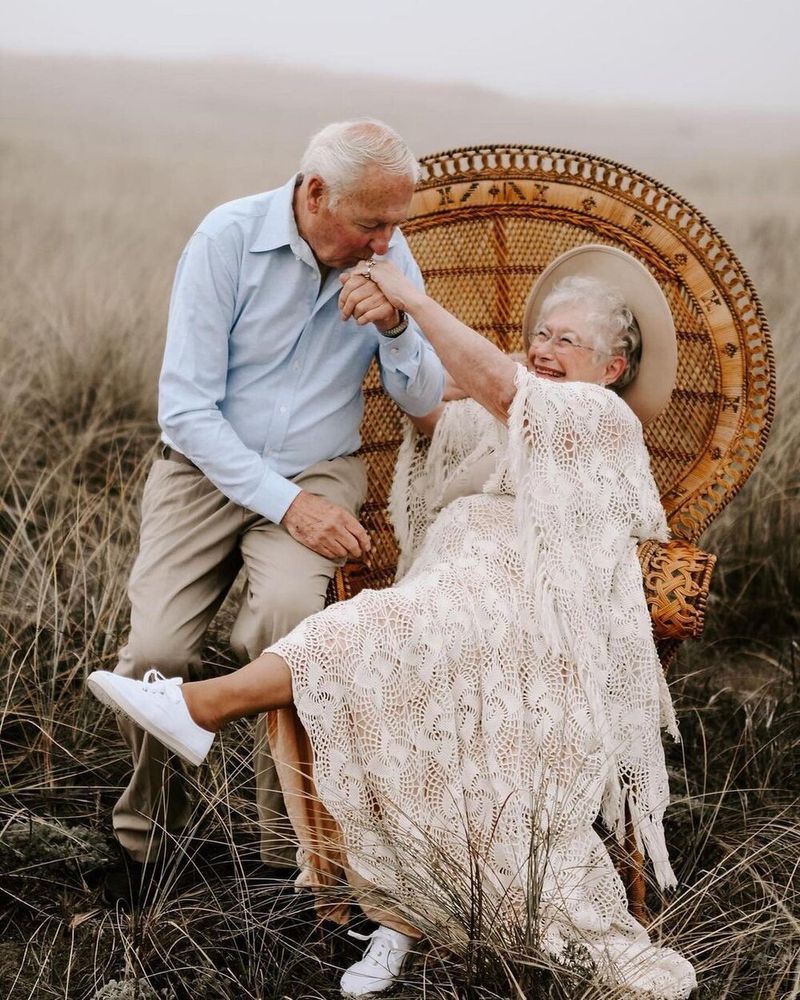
[230,585,325,663]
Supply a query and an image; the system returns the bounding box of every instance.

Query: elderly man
[110,119,444,883]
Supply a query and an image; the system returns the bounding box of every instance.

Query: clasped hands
[337,259,411,331]
[340,259,469,405]
[339,261,466,402]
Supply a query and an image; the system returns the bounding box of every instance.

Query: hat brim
[522,245,677,425]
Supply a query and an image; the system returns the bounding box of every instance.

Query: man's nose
[368,227,393,256]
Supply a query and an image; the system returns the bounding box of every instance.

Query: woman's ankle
[181,681,218,733]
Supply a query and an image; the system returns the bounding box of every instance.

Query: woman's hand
[339,260,423,321]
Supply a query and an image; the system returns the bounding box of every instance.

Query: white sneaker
[340,925,417,996]
[87,669,214,766]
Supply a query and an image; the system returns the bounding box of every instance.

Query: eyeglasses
[529,329,610,357]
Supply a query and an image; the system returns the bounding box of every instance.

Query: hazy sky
[2,0,799,112]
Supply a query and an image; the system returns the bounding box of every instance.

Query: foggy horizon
[4,48,800,125]
[2,0,798,114]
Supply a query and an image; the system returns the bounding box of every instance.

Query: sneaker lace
[346,927,399,969]
[142,669,184,704]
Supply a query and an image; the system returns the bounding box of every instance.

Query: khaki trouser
[112,452,367,866]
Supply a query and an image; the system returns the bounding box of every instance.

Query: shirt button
[292,362,300,371]
[280,405,287,413]
[391,347,399,355]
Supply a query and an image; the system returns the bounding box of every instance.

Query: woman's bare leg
[181,652,293,732]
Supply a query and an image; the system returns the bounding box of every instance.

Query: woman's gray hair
[527,275,642,390]
[300,120,420,206]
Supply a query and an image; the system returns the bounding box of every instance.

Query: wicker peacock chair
[328,144,775,921]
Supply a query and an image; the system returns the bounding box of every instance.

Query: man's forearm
[379,323,445,417]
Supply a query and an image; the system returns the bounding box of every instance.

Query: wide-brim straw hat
[522,245,677,425]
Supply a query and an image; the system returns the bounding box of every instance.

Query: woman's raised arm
[340,262,518,424]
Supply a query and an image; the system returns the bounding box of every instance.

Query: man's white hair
[300,119,419,206]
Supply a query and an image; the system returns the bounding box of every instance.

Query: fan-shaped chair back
[351,145,774,590]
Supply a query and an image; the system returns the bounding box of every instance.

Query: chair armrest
[328,540,716,644]
[326,559,382,605]
[638,539,716,640]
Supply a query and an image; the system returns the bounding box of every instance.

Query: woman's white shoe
[86,669,214,766]
[340,925,417,996]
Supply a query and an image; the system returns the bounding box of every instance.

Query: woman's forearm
[406,291,517,423]
[407,403,445,437]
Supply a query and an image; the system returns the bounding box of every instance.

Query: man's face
[300,167,415,270]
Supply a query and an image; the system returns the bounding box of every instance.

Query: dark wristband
[380,310,408,338]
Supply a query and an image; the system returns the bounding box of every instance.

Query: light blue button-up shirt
[158,176,444,523]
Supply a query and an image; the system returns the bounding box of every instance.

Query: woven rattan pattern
[329,147,772,628]
[407,146,775,541]
[637,540,717,641]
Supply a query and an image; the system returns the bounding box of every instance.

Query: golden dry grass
[1,54,798,999]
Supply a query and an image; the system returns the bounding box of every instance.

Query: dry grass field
[1,54,798,999]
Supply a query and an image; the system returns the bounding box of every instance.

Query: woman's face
[525,303,626,386]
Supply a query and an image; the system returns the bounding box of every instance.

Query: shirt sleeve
[377,240,445,416]
[158,231,301,523]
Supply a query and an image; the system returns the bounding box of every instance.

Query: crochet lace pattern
[271,368,695,997]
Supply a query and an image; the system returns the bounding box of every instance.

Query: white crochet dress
[270,366,696,998]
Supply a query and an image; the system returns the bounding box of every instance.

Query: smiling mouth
[532,366,565,379]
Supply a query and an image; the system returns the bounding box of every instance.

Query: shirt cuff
[377,323,422,378]
[251,466,302,524]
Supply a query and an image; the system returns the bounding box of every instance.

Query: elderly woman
[88,247,696,999]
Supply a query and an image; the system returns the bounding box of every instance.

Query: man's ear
[305,175,326,215]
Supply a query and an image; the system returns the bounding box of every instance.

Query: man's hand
[282,490,371,561]
[338,271,402,333]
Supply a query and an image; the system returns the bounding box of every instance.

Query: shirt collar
[249,175,307,256]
